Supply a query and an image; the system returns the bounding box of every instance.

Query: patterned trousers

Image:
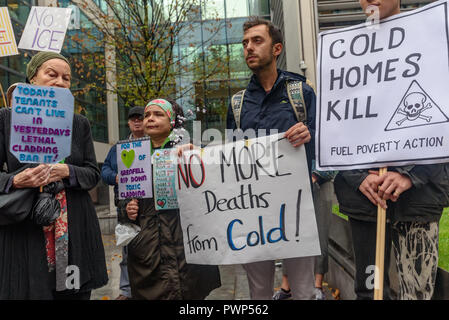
[391,221,439,300]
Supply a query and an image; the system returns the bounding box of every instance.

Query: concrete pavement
[91,234,282,300]
[91,234,336,300]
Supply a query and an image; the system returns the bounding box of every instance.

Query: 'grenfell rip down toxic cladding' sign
[117,138,153,200]
[10,84,74,164]
[176,134,321,265]
[316,0,449,170]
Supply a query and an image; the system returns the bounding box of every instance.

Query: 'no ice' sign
[18,6,72,53]
[316,0,449,170]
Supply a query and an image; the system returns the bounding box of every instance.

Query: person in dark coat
[0,52,108,300]
[122,98,221,300]
[101,106,145,300]
[334,0,449,300]
[226,17,317,300]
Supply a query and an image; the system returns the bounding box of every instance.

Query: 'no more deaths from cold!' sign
[10,84,73,164]
[316,0,449,170]
[176,134,321,265]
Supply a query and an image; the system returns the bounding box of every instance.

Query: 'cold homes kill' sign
[316,0,449,170]
[176,134,321,265]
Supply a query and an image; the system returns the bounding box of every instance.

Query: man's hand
[12,165,51,189]
[374,171,413,202]
[359,173,387,209]
[126,199,139,221]
[284,123,311,148]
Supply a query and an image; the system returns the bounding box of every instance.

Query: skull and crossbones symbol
[396,92,432,126]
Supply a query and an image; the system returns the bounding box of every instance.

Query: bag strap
[231,78,311,128]
[231,89,246,130]
[286,80,307,123]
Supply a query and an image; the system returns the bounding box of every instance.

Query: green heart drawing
[121,150,135,169]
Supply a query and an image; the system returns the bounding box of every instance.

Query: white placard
[176,134,320,265]
[316,0,449,170]
[18,6,72,53]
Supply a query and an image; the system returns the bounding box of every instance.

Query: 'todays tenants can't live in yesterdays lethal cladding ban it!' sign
[10,83,74,164]
[176,134,321,265]
[316,0,449,170]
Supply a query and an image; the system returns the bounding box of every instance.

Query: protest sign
[10,83,73,164]
[18,6,72,53]
[316,0,449,170]
[176,134,320,265]
[153,149,179,210]
[0,7,18,57]
[117,138,153,200]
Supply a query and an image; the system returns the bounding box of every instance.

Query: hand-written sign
[117,139,153,200]
[316,0,449,170]
[10,84,73,164]
[18,6,72,53]
[0,7,18,57]
[153,149,179,210]
[176,134,320,265]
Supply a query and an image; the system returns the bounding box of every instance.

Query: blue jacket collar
[248,69,303,92]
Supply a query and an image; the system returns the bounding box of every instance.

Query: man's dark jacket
[226,69,316,174]
[101,144,119,206]
[334,165,449,223]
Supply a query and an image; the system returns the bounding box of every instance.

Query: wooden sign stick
[0,82,7,108]
[374,167,388,300]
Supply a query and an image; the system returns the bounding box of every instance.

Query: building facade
[0,0,271,209]
[272,0,436,86]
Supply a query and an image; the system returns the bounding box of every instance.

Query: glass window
[228,43,251,79]
[7,0,31,23]
[249,0,270,17]
[201,0,225,20]
[225,0,249,18]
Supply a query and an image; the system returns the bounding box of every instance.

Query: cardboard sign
[176,134,320,265]
[117,138,153,200]
[316,0,449,170]
[18,6,72,53]
[153,149,179,210]
[0,7,18,57]
[10,84,73,164]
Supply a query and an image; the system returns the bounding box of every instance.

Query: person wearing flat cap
[100,105,145,300]
[0,51,108,300]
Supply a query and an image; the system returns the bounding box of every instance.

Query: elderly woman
[0,52,108,300]
[123,98,221,300]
